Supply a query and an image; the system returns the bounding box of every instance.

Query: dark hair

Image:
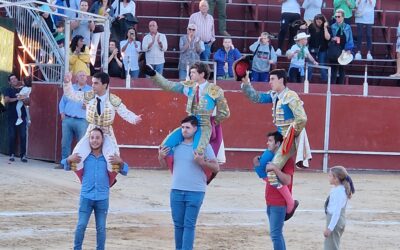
[181,115,198,127]
[90,127,104,138]
[8,73,17,82]
[93,72,110,86]
[190,62,210,79]
[23,76,32,87]
[70,35,86,52]
[119,0,131,2]
[80,0,89,4]
[313,14,327,29]
[267,131,283,144]
[55,20,65,28]
[270,69,287,86]
[126,27,138,39]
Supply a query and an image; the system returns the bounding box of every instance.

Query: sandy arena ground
[1,154,399,250]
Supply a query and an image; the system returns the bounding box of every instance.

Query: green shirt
[334,0,356,18]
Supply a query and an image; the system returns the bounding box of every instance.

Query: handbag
[327,41,342,62]
[123,13,139,26]
[93,24,104,33]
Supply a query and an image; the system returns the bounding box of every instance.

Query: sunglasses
[188,28,196,31]
[335,15,342,18]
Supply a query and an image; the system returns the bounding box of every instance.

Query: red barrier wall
[28,82,400,171]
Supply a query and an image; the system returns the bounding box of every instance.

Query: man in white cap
[287,32,318,83]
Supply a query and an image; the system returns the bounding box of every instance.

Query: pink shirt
[189,11,215,43]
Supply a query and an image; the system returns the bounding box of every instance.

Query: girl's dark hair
[70,35,86,52]
[23,76,32,87]
[314,14,327,26]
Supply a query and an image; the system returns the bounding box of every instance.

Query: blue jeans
[129,70,140,79]
[179,68,188,80]
[251,71,269,82]
[356,23,372,51]
[151,63,164,75]
[200,43,211,61]
[61,117,88,160]
[74,197,109,250]
[308,51,328,82]
[267,205,287,250]
[170,189,205,250]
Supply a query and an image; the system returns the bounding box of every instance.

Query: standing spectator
[120,28,141,79]
[276,0,302,56]
[324,166,355,250]
[330,9,354,84]
[302,0,323,24]
[71,0,95,46]
[4,74,29,163]
[64,0,81,19]
[69,35,91,76]
[287,32,319,83]
[214,38,241,80]
[178,24,205,80]
[111,0,136,42]
[252,131,297,250]
[308,14,331,82]
[189,0,216,61]
[158,115,219,250]
[142,21,168,75]
[354,0,376,60]
[207,0,229,36]
[57,71,91,169]
[62,128,129,250]
[390,21,400,77]
[89,0,115,67]
[108,40,125,78]
[51,0,66,26]
[333,0,356,24]
[249,32,277,83]
[35,0,56,33]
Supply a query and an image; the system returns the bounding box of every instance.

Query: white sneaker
[276,49,282,56]
[15,118,23,126]
[355,52,362,60]
[366,53,373,60]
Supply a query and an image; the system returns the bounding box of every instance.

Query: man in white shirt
[276,0,302,56]
[142,21,168,75]
[189,0,215,61]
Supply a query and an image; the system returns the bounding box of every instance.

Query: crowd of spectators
[27,0,400,84]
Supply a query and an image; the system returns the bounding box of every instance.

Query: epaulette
[109,93,122,107]
[282,89,300,104]
[207,84,223,99]
[182,80,196,88]
[84,90,95,101]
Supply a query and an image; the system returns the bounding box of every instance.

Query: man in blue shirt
[62,127,129,250]
[57,71,92,169]
[158,116,219,250]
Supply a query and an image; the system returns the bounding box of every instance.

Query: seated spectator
[35,0,55,33]
[308,14,331,82]
[390,21,400,77]
[120,28,141,79]
[287,32,318,83]
[302,0,323,24]
[330,9,354,84]
[142,21,168,75]
[354,0,376,60]
[89,0,115,67]
[276,0,302,56]
[189,0,215,61]
[249,32,277,83]
[108,40,124,78]
[178,24,204,80]
[214,38,241,80]
[69,35,91,76]
[332,0,355,24]
[4,74,29,163]
[111,0,136,42]
[71,0,95,46]
[207,0,230,36]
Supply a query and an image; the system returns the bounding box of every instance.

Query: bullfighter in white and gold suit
[63,72,141,176]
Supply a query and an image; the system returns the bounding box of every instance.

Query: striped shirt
[189,11,215,43]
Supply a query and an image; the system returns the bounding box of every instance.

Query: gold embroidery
[84,90,95,102]
[109,94,121,107]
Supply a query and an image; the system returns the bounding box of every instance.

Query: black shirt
[308,24,331,52]
[4,87,26,121]
[108,55,124,78]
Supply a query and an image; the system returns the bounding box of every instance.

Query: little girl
[16,76,32,125]
[324,166,355,250]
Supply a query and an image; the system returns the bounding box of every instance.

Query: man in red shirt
[253,131,297,250]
